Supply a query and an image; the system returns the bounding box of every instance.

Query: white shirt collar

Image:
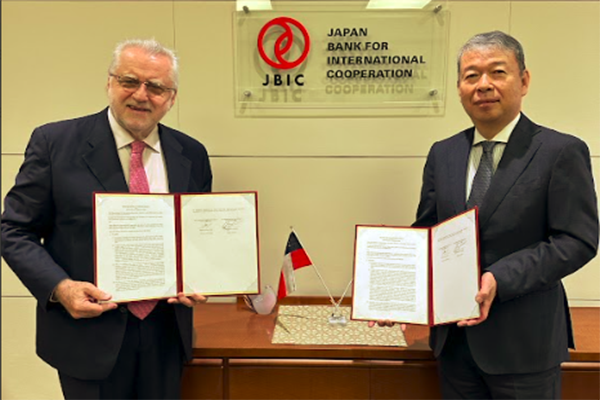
[107,108,161,153]
[473,113,521,146]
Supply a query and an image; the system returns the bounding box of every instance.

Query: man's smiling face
[458,47,530,138]
[107,47,177,140]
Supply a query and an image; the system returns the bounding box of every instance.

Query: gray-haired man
[414,31,598,398]
[2,39,212,399]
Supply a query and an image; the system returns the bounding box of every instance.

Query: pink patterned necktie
[127,141,158,319]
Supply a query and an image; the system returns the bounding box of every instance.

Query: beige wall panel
[174,1,509,157]
[511,2,600,155]
[564,261,600,306]
[2,156,32,296]
[211,156,425,294]
[2,261,29,298]
[2,297,62,400]
[1,1,178,154]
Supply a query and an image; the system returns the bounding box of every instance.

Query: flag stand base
[328,313,348,326]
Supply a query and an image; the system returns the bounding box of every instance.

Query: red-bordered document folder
[93,191,260,303]
[351,208,481,326]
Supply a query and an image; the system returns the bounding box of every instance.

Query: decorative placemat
[272,305,406,347]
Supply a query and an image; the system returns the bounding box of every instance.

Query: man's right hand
[53,279,118,319]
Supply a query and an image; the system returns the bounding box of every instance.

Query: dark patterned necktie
[127,141,158,320]
[467,141,498,209]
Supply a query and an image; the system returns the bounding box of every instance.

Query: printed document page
[352,226,429,324]
[95,194,177,302]
[431,209,480,324]
[180,193,259,295]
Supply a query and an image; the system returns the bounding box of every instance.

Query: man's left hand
[167,292,208,308]
[367,320,407,331]
[457,272,497,327]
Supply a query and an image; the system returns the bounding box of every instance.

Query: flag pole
[333,279,353,311]
[291,227,338,309]
[330,278,353,324]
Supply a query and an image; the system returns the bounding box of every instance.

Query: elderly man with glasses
[2,39,212,399]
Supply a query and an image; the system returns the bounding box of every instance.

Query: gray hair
[108,38,179,88]
[457,31,526,77]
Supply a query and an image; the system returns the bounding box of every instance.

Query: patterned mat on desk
[272,305,406,347]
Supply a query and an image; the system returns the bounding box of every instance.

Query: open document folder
[94,191,260,302]
[352,208,481,326]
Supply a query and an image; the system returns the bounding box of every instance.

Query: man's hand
[54,279,117,319]
[457,272,497,327]
[367,320,407,332]
[167,292,208,308]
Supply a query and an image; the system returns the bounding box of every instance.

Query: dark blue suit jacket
[1,109,212,380]
[414,114,598,374]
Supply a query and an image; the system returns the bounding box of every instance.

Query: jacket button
[119,306,128,314]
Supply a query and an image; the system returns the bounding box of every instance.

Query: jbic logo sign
[257,17,310,87]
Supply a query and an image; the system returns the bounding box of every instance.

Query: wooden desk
[183,299,599,399]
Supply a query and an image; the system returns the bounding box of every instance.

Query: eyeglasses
[110,74,176,97]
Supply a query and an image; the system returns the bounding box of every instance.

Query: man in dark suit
[1,39,212,399]
[414,31,598,398]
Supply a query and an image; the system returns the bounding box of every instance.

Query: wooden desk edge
[192,299,599,363]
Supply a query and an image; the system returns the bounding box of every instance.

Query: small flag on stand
[277,231,312,300]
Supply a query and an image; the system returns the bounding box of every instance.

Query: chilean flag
[277,232,312,300]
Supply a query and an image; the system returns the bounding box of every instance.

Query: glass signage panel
[234,1,449,117]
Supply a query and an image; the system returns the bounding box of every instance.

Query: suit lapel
[160,127,192,193]
[478,114,541,228]
[82,110,128,192]
[449,129,474,216]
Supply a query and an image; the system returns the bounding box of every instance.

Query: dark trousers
[438,326,562,399]
[59,302,185,400]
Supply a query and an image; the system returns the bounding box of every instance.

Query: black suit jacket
[414,114,598,374]
[1,109,212,380]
